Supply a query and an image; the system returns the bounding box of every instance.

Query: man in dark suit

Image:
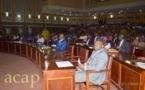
[116,34,130,53]
[55,33,67,51]
[86,33,94,46]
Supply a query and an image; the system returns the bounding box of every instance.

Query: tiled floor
[75,83,119,90]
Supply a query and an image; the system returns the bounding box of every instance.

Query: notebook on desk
[55,61,74,68]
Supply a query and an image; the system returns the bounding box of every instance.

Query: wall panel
[25,0,34,23]
[35,0,42,23]
[14,0,24,22]
[1,0,12,22]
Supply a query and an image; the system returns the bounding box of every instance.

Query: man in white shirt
[36,34,44,44]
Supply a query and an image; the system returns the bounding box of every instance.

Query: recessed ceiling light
[140,10,142,12]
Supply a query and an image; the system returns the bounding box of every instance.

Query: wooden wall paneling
[3,42,9,52]
[26,45,28,57]
[9,43,15,53]
[36,50,39,63]
[121,65,141,90]
[111,60,121,85]
[21,44,26,56]
[140,72,145,90]
[28,46,31,58]
[15,43,20,54]
[0,42,2,51]
[44,70,75,90]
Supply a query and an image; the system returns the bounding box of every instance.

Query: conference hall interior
[1,0,145,90]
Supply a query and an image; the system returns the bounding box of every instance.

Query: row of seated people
[1,32,145,90]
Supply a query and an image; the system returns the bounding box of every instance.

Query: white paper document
[137,62,145,69]
[55,61,73,68]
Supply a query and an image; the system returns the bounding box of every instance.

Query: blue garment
[55,39,67,51]
[27,35,34,40]
[113,37,117,43]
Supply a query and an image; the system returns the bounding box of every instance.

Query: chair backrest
[142,49,145,57]
[79,47,89,60]
[44,40,48,45]
[66,44,74,54]
[105,56,113,80]
[130,45,136,54]
[106,56,113,70]
[110,42,116,48]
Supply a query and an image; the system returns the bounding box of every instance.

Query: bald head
[94,40,104,50]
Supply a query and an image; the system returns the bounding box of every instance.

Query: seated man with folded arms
[36,34,44,44]
[55,33,67,51]
[75,40,108,86]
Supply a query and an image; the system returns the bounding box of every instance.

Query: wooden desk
[71,43,145,90]
[0,41,76,90]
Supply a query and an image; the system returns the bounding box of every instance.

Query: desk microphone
[53,53,57,58]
